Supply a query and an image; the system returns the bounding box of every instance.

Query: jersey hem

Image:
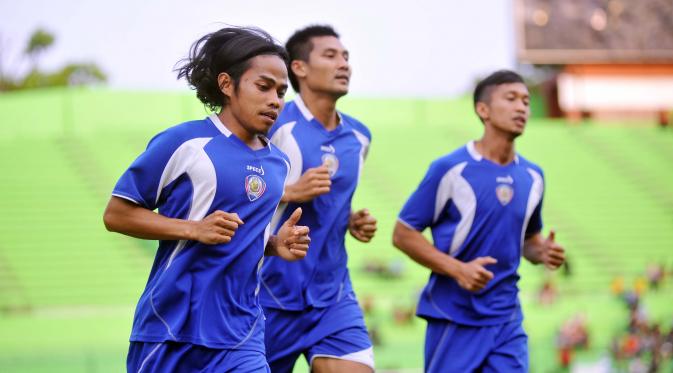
[129,334,265,353]
[416,309,523,327]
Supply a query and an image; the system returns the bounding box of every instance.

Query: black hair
[473,70,525,122]
[175,26,289,111]
[473,70,525,107]
[285,25,339,92]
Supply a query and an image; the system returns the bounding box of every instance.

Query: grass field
[0,88,672,372]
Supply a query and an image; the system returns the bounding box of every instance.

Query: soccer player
[260,25,376,373]
[102,27,311,372]
[392,70,566,372]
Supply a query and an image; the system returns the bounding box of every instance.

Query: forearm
[523,233,544,264]
[392,221,462,278]
[103,197,195,241]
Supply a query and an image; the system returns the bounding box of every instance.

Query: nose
[516,99,528,113]
[338,56,350,71]
[268,93,281,109]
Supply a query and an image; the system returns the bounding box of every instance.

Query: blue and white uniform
[398,141,544,372]
[260,96,374,372]
[113,114,289,372]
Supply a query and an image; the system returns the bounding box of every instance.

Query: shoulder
[341,112,372,140]
[516,154,544,178]
[146,118,216,153]
[428,145,474,175]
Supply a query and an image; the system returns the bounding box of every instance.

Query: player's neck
[475,132,516,165]
[217,111,265,150]
[299,91,340,131]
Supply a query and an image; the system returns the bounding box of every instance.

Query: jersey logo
[246,165,264,175]
[320,144,336,153]
[245,174,266,201]
[321,153,339,177]
[496,175,513,184]
[496,184,514,205]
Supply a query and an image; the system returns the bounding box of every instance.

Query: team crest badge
[496,184,514,206]
[245,174,266,201]
[321,153,339,177]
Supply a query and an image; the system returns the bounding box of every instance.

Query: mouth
[513,116,527,127]
[335,74,350,84]
[260,111,278,123]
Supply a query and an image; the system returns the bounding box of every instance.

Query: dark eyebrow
[258,74,288,91]
[505,89,529,98]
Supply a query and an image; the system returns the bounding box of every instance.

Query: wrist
[184,220,198,241]
[281,186,294,203]
[265,235,278,256]
[442,258,463,279]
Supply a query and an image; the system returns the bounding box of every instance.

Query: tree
[0,28,106,92]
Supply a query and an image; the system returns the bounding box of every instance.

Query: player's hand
[455,257,497,292]
[348,208,377,242]
[275,208,311,261]
[191,210,244,244]
[541,230,565,270]
[284,165,331,203]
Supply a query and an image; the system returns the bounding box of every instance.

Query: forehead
[309,35,346,53]
[492,82,529,96]
[245,55,288,80]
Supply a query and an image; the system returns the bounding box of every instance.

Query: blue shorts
[424,318,528,373]
[127,341,270,373]
[263,293,374,373]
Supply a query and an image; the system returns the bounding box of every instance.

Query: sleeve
[398,160,447,232]
[525,170,544,236]
[111,130,189,210]
[525,195,543,236]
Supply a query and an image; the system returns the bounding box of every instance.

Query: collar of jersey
[467,141,520,165]
[295,95,344,136]
[208,114,271,155]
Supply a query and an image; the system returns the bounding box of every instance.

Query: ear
[218,72,233,98]
[475,101,490,122]
[290,60,307,80]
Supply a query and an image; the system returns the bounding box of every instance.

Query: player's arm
[392,221,497,292]
[523,230,565,269]
[280,165,331,203]
[349,208,377,242]
[264,208,310,261]
[103,196,243,244]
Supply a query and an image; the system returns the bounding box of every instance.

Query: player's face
[303,36,351,97]
[229,55,288,136]
[483,83,530,137]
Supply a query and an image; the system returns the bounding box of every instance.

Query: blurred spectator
[645,263,665,290]
[538,278,557,305]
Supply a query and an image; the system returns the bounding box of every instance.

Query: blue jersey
[398,141,544,326]
[260,96,371,310]
[112,114,290,352]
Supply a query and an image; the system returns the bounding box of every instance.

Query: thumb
[476,256,498,266]
[354,208,369,217]
[285,207,303,227]
[548,230,556,242]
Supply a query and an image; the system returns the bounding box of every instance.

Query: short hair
[175,26,289,112]
[285,25,339,92]
[473,70,525,107]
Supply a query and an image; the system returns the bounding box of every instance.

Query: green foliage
[25,29,54,57]
[1,28,106,91]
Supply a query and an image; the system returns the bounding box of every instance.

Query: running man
[393,70,565,372]
[103,27,310,372]
[260,25,376,373]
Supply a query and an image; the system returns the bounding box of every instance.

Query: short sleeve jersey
[260,96,371,310]
[112,114,289,351]
[398,141,544,326]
